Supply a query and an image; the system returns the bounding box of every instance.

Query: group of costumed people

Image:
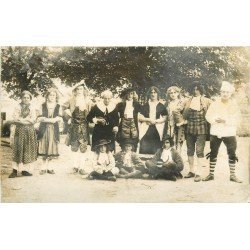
[8,80,242,183]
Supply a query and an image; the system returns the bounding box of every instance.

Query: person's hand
[113,126,118,133]
[68,118,72,125]
[215,118,226,123]
[97,118,106,125]
[149,119,156,125]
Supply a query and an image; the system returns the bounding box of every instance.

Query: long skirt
[38,124,59,159]
[12,124,37,164]
[139,125,161,154]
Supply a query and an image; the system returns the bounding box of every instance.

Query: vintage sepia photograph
[1,2,250,250]
[1,46,249,203]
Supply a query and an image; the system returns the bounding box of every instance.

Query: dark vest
[117,101,141,129]
[37,103,60,142]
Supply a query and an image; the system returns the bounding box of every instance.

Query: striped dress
[12,103,38,164]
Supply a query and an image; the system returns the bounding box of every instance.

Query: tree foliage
[1,46,250,99]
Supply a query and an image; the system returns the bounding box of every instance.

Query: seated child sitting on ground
[114,138,146,179]
[88,139,119,182]
[145,136,184,181]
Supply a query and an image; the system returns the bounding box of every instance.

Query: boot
[9,169,17,178]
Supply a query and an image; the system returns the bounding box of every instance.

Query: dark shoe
[230,174,242,183]
[21,171,33,176]
[202,173,214,181]
[47,170,55,174]
[168,175,177,182]
[39,170,47,175]
[9,169,17,178]
[108,176,116,182]
[194,175,201,182]
[175,172,183,179]
[73,167,79,173]
[184,172,195,178]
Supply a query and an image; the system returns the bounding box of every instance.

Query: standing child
[37,88,63,174]
[88,139,119,181]
[9,91,37,178]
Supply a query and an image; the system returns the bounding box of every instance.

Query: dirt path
[1,137,249,203]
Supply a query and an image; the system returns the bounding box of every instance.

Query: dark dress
[116,100,142,151]
[87,103,119,151]
[37,103,62,158]
[139,102,167,154]
[12,104,38,164]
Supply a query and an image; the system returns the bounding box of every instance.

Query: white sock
[79,153,86,171]
[47,160,54,171]
[188,156,195,173]
[41,159,47,171]
[72,152,80,169]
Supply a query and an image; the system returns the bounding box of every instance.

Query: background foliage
[1,46,250,99]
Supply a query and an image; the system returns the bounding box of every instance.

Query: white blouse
[148,100,159,119]
[161,148,173,163]
[124,100,134,118]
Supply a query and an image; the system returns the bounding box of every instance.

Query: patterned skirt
[12,124,38,164]
[38,124,59,158]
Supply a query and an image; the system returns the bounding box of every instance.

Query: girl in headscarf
[9,91,37,178]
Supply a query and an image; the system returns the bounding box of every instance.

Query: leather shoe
[168,175,177,182]
[194,175,201,182]
[230,174,242,183]
[9,170,17,178]
[202,173,214,181]
[47,170,55,174]
[175,172,183,179]
[39,170,46,175]
[21,171,32,176]
[184,172,195,178]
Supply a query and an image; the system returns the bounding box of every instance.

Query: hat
[120,87,135,98]
[94,139,111,149]
[220,81,235,93]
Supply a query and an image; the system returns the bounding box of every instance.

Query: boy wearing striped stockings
[203,81,242,183]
